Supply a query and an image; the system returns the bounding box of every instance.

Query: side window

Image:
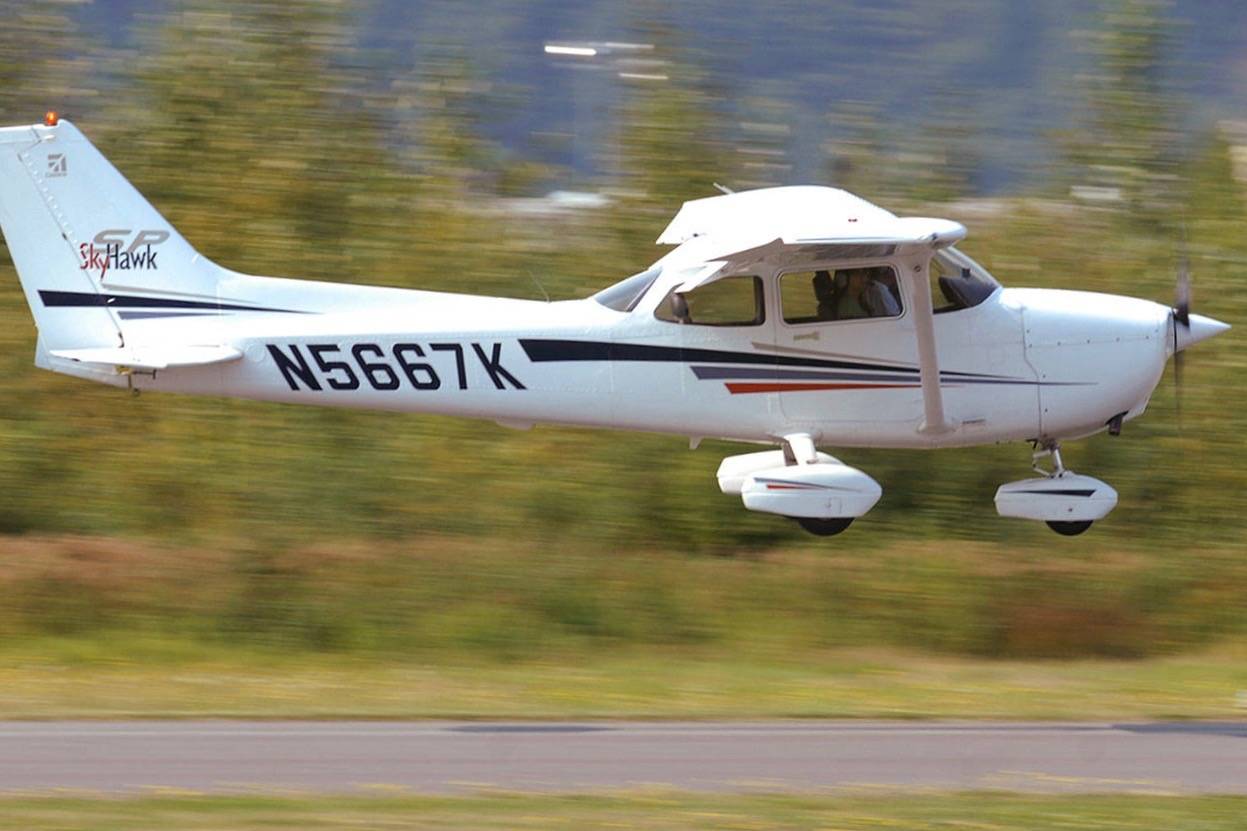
[780,266,903,324]
[655,275,765,326]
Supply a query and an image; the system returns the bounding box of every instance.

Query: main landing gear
[716,435,882,537]
[993,440,1118,535]
[722,436,1120,538]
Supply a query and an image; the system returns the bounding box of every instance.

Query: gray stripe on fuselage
[690,365,1068,386]
[117,311,219,320]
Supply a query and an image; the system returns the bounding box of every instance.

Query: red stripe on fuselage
[725,382,921,394]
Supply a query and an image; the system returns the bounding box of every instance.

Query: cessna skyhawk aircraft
[0,117,1230,535]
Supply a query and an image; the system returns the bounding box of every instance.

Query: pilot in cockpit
[816,267,901,321]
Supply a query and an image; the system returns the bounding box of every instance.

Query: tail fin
[0,118,222,352]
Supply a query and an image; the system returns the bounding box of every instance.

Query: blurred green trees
[1063,0,1185,223]
[0,0,1242,660]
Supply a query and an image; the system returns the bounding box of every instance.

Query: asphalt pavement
[1,721,1245,794]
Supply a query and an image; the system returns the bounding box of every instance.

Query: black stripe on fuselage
[520,338,1007,379]
[38,290,300,314]
[1011,489,1098,497]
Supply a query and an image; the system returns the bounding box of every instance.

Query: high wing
[659,186,965,291]
[658,185,896,245]
[657,186,966,435]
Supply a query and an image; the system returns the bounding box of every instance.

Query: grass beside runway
[2,534,1247,720]
[2,636,1247,719]
[0,793,1245,830]
[4,515,1247,669]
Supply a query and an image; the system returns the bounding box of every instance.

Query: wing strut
[903,260,952,435]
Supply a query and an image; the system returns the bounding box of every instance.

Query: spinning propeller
[1170,239,1231,423]
[1173,245,1190,419]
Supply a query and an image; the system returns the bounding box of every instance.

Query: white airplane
[0,116,1230,536]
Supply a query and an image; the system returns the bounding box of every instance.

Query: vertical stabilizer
[0,119,222,351]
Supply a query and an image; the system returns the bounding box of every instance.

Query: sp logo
[92,229,170,253]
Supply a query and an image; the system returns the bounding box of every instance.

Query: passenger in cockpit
[813,270,836,320]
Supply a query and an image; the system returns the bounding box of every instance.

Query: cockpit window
[655,276,765,326]
[593,267,661,312]
[931,247,999,313]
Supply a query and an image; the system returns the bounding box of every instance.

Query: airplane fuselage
[84,275,1172,449]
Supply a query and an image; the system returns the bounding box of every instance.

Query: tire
[1046,520,1093,536]
[795,516,854,536]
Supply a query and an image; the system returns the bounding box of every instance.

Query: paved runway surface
[1,721,1245,794]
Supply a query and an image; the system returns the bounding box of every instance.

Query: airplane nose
[1174,312,1231,352]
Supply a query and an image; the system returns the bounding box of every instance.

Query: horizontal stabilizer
[49,344,242,372]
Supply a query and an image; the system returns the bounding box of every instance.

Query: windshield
[931,247,999,312]
[938,246,999,287]
[592,267,661,312]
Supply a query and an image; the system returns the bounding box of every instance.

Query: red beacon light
[44,111,59,127]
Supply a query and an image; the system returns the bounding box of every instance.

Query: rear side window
[655,276,764,326]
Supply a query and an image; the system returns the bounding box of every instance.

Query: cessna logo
[79,229,169,278]
[46,153,67,177]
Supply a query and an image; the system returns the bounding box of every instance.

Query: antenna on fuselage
[527,270,551,303]
[712,182,735,195]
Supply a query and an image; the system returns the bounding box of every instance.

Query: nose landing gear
[994,440,1118,535]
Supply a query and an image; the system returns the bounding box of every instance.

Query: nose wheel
[1033,443,1096,536]
[1046,520,1093,536]
[994,440,1118,534]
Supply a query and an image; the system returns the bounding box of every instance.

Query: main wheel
[1046,520,1093,536]
[795,516,854,536]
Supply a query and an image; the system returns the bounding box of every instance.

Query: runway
[1,721,1245,794]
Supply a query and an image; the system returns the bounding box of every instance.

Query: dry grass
[1,638,1245,720]
[0,793,1245,830]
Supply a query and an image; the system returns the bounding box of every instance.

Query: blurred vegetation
[4,535,1245,662]
[0,0,1243,668]
[1,793,1246,831]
